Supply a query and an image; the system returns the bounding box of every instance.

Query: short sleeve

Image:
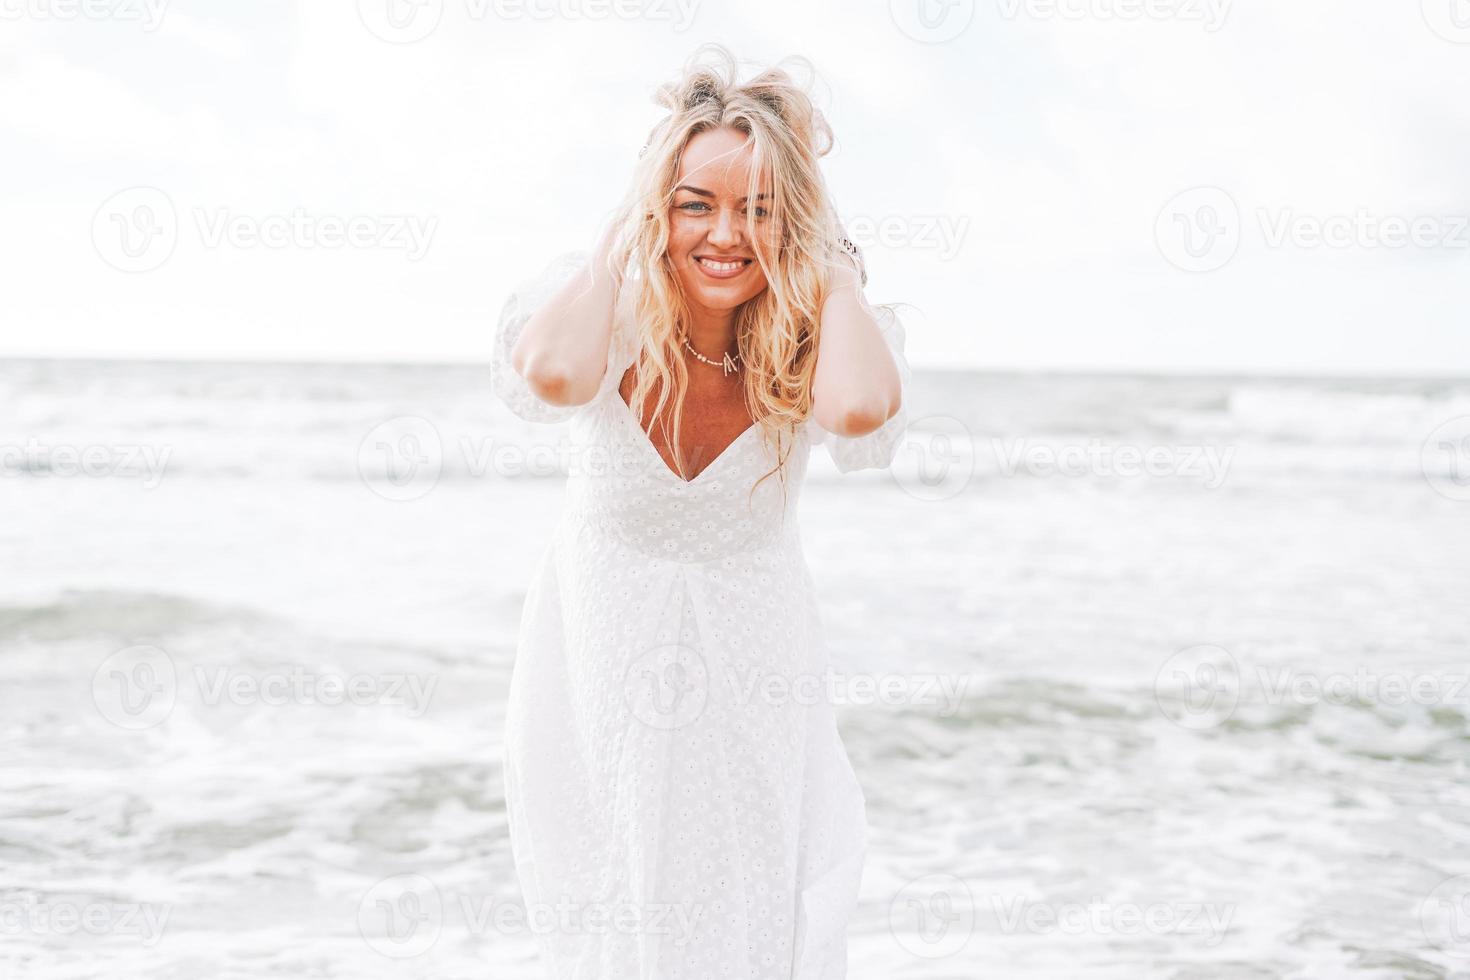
[491,250,630,424]
[807,299,912,473]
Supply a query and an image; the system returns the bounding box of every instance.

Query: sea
[1,358,1468,979]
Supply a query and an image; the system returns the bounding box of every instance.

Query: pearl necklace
[681,336,742,376]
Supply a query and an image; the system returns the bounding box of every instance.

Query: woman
[492,43,910,980]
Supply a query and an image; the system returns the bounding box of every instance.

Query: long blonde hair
[599,43,858,501]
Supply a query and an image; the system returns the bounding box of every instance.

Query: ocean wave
[0,589,270,645]
[1222,383,1470,446]
[3,361,1468,487]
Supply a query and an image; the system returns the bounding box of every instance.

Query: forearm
[811,268,903,437]
[511,231,619,407]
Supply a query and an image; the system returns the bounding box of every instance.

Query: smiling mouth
[694,255,753,280]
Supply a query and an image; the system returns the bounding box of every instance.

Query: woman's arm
[810,251,904,437]
[510,223,620,408]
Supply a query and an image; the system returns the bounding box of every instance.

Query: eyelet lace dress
[492,251,911,980]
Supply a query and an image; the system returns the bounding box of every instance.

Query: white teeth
[698,258,746,272]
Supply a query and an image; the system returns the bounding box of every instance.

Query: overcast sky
[2,0,1468,373]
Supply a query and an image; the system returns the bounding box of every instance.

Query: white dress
[492,251,911,980]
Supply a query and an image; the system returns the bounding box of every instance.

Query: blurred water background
[2,358,1468,979]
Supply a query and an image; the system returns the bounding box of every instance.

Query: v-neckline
[611,390,758,486]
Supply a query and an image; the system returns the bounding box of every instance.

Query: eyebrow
[674,185,771,202]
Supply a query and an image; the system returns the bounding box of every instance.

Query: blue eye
[676,201,768,220]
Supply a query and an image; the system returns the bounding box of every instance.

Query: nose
[707,207,740,249]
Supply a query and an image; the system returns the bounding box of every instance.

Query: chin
[696,286,765,312]
[679,257,766,308]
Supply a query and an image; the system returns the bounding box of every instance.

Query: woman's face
[667,126,776,315]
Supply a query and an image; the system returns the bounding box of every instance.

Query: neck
[684,303,738,358]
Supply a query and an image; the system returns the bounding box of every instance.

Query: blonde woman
[493,43,910,980]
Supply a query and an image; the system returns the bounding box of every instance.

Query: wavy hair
[598,43,860,504]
